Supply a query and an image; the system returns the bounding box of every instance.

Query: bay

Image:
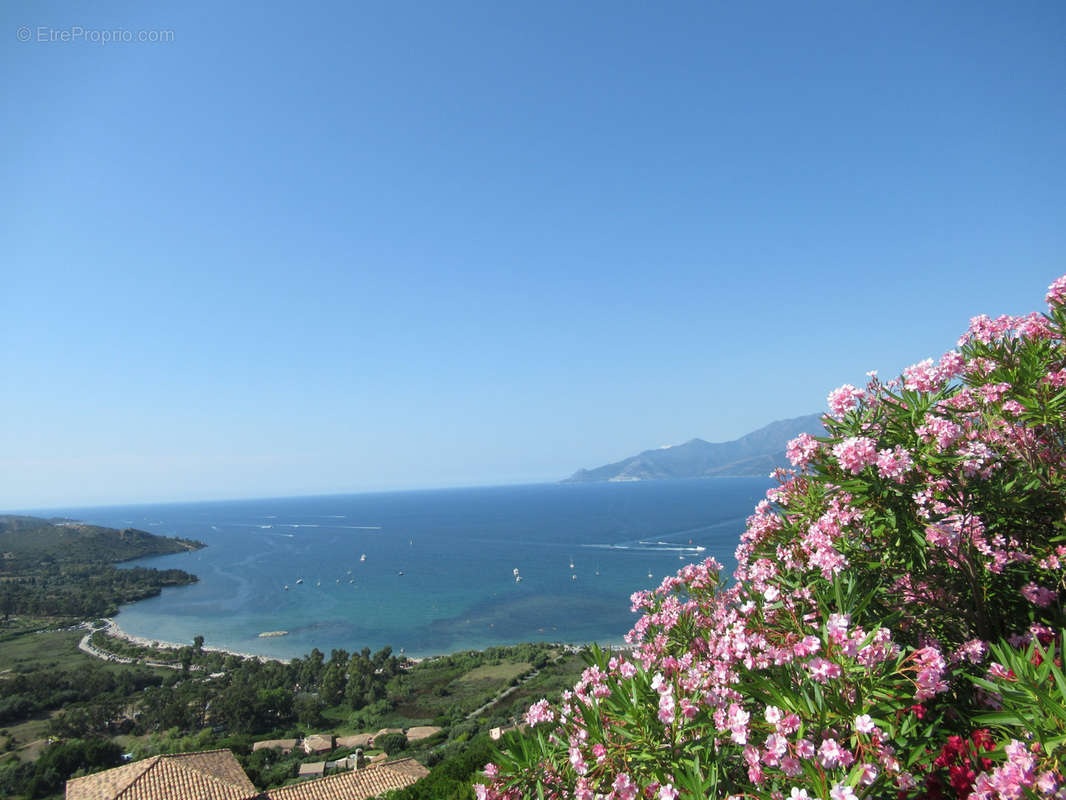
[43,478,768,659]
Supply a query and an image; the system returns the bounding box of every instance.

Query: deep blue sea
[42,479,768,659]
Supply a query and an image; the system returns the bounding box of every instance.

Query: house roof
[66,749,259,800]
[303,734,334,751]
[404,726,441,742]
[263,759,429,800]
[252,739,299,752]
[335,734,373,748]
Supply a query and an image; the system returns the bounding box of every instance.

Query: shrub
[478,275,1066,799]
[376,732,408,755]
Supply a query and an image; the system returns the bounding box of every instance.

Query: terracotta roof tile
[263,759,429,800]
[66,750,258,800]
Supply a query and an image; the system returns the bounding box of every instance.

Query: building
[66,750,428,800]
[296,762,326,779]
[403,726,441,742]
[263,759,429,800]
[252,739,299,754]
[65,749,259,800]
[301,734,334,755]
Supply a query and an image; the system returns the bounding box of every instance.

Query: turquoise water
[47,478,767,659]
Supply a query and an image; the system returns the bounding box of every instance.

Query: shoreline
[90,616,630,667]
[97,617,288,663]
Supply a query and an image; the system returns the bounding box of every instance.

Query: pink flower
[807,657,843,683]
[657,691,676,724]
[826,613,850,644]
[658,785,679,800]
[1047,274,1066,306]
[903,358,944,392]
[1021,582,1058,607]
[787,433,820,468]
[1044,368,1066,388]
[854,714,875,734]
[484,763,499,780]
[727,703,750,744]
[827,384,864,417]
[781,757,802,777]
[525,698,555,726]
[612,772,638,800]
[830,783,857,800]
[832,436,878,474]
[818,738,847,768]
[876,446,913,483]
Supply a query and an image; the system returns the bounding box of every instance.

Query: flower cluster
[477,275,1066,800]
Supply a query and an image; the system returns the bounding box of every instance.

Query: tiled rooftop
[66,749,259,800]
[263,759,429,800]
[66,750,429,800]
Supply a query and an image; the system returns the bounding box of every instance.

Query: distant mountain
[563,413,825,483]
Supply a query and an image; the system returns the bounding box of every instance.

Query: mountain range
[563,413,825,483]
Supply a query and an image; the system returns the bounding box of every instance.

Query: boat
[571,574,577,581]
[283,585,289,590]
[360,554,367,562]
[515,575,522,583]
[295,578,303,584]
[512,567,520,577]
[398,570,405,576]
[569,559,574,569]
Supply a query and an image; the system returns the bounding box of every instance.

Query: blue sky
[2,1,1064,509]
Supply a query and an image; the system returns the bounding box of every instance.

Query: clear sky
[2,1,1064,510]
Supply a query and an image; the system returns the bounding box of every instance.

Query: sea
[41,478,769,660]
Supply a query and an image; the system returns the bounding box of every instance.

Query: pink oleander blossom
[787,433,820,469]
[832,436,878,474]
[1021,582,1058,607]
[827,384,864,417]
[612,772,638,800]
[525,698,555,726]
[876,445,913,483]
[1047,275,1066,306]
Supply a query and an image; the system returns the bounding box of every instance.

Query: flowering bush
[476,276,1066,800]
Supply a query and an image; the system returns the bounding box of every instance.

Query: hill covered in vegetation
[0,515,203,618]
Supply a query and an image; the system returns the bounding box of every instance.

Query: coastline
[98,617,288,663]
[89,616,629,667]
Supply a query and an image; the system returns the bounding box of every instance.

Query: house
[403,726,441,742]
[65,749,259,800]
[65,750,428,800]
[297,762,326,778]
[252,739,299,754]
[263,758,429,800]
[301,734,334,755]
[335,733,373,749]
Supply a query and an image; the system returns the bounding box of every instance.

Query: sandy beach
[96,617,287,663]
